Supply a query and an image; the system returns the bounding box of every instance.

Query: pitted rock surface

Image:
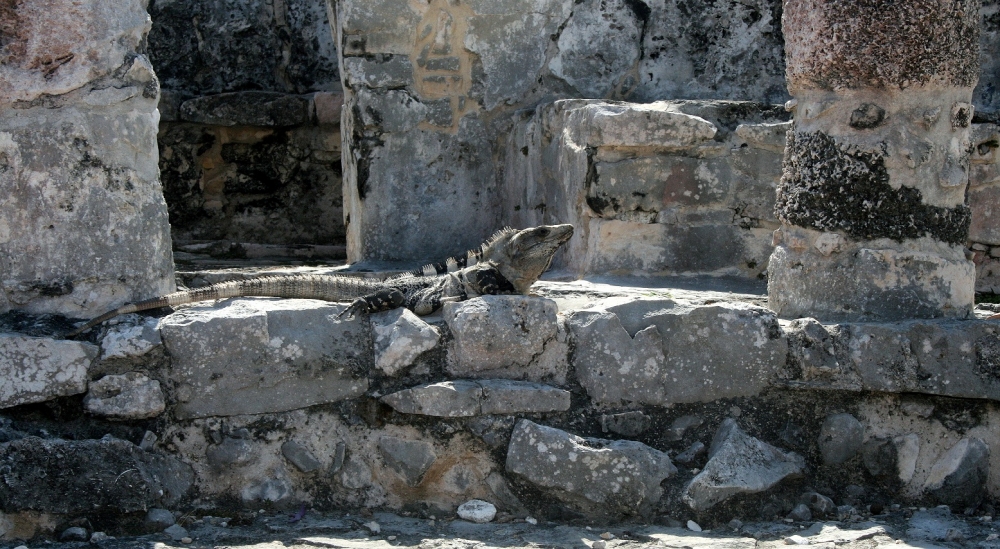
[372,307,440,376]
[83,372,166,419]
[506,419,675,516]
[0,334,96,409]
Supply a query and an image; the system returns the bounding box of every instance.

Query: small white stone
[687,520,702,532]
[784,535,810,545]
[388,536,397,541]
[180,537,193,544]
[364,521,381,534]
[457,499,497,523]
[525,516,538,525]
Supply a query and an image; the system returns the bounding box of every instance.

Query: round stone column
[768,0,980,321]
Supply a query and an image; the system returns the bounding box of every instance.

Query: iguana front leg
[337,288,406,318]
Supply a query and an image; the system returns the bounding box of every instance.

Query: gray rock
[159,299,369,419]
[444,296,565,381]
[907,506,970,541]
[666,415,704,441]
[241,475,293,503]
[683,419,805,511]
[861,437,899,482]
[674,441,706,465]
[282,440,323,473]
[60,527,89,542]
[372,308,440,376]
[83,372,166,419]
[456,499,497,523]
[571,300,787,406]
[478,380,571,415]
[207,437,254,469]
[817,413,864,465]
[549,0,641,98]
[506,419,676,516]
[337,0,420,55]
[331,440,346,474]
[163,524,189,541]
[799,491,837,518]
[99,315,162,360]
[377,436,436,486]
[179,91,310,126]
[0,436,191,514]
[784,318,840,379]
[382,379,569,417]
[0,334,97,409]
[786,503,811,522]
[923,437,990,508]
[600,411,651,437]
[144,508,176,531]
[338,457,372,489]
[382,380,482,417]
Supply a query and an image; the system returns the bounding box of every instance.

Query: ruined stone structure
[4,0,1000,545]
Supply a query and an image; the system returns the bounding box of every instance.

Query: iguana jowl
[67,224,573,337]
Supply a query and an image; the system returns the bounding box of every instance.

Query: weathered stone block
[444,296,564,380]
[382,379,569,416]
[570,299,786,406]
[590,156,731,216]
[506,420,675,516]
[336,0,420,55]
[0,334,97,409]
[342,56,414,89]
[683,419,805,511]
[377,436,436,486]
[478,380,570,415]
[768,235,975,322]
[969,185,1000,245]
[372,308,440,376]
[548,0,641,98]
[83,372,165,419]
[923,437,990,508]
[100,315,162,360]
[160,299,370,419]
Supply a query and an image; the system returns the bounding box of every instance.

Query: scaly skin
[67,224,574,337]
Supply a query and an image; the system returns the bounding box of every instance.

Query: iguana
[67,224,573,337]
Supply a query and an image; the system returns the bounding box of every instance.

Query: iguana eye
[537,228,550,237]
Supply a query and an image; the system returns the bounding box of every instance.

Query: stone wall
[0,0,175,317]
[148,0,345,249]
[336,0,790,263]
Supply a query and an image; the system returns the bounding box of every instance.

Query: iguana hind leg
[338,288,406,318]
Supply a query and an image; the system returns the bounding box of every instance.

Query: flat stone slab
[382,380,570,417]
[160,298,370,419]
[0,333,97,409]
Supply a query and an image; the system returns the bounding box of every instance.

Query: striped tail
[66,274,381,337]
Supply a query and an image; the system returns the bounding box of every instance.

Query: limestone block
[735,122,791,154]
[683,419,805,511]
[562,101,718,148]
[0,0,151,103]
[0,334,97,409]
[923,437,990,507]
[99,315,162,360]
[477,380,570,415]
[377,436,436,486]
[0,436,192,514]
[590,156,732,216]
[0,99,175,317]
[768,235,975,322]
[83,372,166,419]
[381,380,482,417]
[969,184,1000,245]
[444,296,565,380]
[465,0,572,110]
[506,420,676,516]
[159,299,370,419]
[548,0,641,98]
[570,299,786,406]
[179,92,310,126]
[784,317,1000,401]
[381,379,570,416]
[372,308,440,376]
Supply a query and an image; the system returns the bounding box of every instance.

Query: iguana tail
[66,274,381,337]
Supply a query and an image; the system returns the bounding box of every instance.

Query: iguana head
[484,224,574,293]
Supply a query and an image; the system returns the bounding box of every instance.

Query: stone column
[0,0,175,317]
[768,0,980,321]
